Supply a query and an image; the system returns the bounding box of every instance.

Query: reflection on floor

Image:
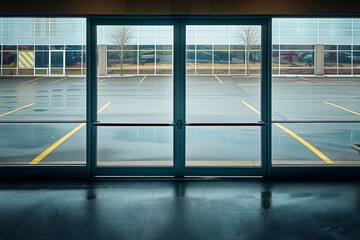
[0,180,360,240]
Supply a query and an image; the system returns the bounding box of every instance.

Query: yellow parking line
[324,101,360,116]
[214,75,224,84]
[0,103,34,118]
[242,101,333,164]
[139,75,147,83]
[51,76,69,84]
[242,101,260,115]
[97,102,112,114]
[273,123,333,164]
[30,101,111,165]
[30,123,86,165]
[99,79,106,83]
[21,77,43,85]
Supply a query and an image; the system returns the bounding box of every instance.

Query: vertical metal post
[86,19,98,178]
[178,20,186,177]
[263,18,272,179]
[173,20,180,177]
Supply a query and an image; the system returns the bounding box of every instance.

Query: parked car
[140,51,160,63]
[186,51,220,63]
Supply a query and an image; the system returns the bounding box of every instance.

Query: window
[272,18,360,166]
[0,18,86,165]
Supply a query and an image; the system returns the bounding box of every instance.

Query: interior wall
[0,0,359,15]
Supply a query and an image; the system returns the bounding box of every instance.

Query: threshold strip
[0,103,34,118]
[139,75,147,83]
[51,76,69,84]
[21,77,43,85]
[324,101,360,116]
[30,101,111,165]
[242,101,333,164]
[214,75,224,84]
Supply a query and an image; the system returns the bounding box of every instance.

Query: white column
[315,44,324,76]
[98,44,107,76]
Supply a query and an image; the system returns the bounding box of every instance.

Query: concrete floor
[0,180,360,240]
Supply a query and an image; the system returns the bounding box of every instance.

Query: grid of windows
[0,18,86,75]
[273,18,360,75]
[2,18,360,76]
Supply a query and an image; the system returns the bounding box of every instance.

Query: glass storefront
[0,17,359,177]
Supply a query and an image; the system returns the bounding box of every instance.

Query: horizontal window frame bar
[0,120,86,124]
[185,122,266,126]
[92,122,266,127]
[93,123,174,127]
[272,120,360,124]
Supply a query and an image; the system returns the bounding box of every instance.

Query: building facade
[1,18,360,76]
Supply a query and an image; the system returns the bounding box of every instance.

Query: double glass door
[90,19,269,177]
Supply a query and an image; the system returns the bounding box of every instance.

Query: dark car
[186,51,220,63]
[298,52,314,66]
[140,51,160,63]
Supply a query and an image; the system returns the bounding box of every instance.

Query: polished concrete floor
[0,180,359,240]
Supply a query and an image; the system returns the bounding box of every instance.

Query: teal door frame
[179,18,270,177]
[87,17,271,177]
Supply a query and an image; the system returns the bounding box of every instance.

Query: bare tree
[109,26,134,75]
[236,26,261,75]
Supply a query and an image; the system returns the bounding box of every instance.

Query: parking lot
[0,75,359,166]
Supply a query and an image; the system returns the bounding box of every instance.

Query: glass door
[182,20,269,176]
[90,20,179,176]
[89,18,270,177]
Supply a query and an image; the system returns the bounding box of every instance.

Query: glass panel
[0,18,86,129]
[51,51,63,67]
[156,45,172,74]
[279,50,314,75]
[97,25,173,123]
[65,51,82,75]
[230,45,245,74]
[35,45,49,51]
[186,25,261,123]
[139,45,155,74]
[324,50,337,69]
[2,48,17,68]
[50,45,64,50]
[35,51,49,68]
[107,45,138,75]
[186,127,261,167]
[195,45,212,74]
[0,123,85,165]
[0,66,85,121]
[1,17,85,76]
[97,127,173,167]
[273,77,360,121]
[214,45,229,75]
[354,51,360,75]
[186,45,195,74]
[273,123,360,165]
[50,51,63,74]
[272,18,360,167]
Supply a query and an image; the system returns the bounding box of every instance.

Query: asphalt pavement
[0,75,359,166]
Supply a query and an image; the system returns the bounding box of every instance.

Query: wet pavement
[0,76,359,165]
